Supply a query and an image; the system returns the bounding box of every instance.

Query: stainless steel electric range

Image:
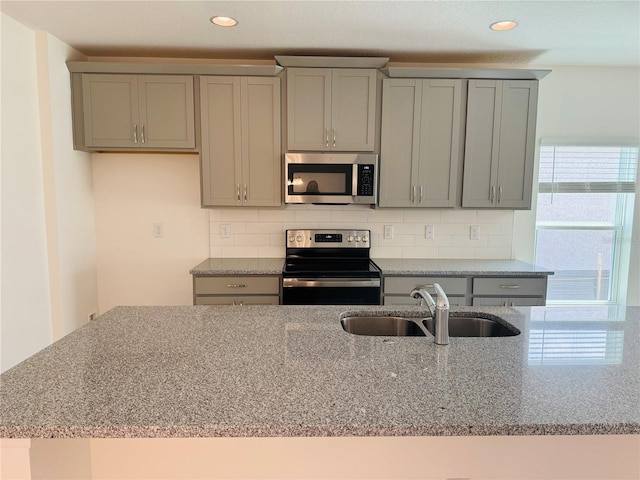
[282,229,382,305]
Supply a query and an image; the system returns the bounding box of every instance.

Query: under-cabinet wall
[207,205,515,259]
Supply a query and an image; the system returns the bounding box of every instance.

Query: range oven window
[287,164,352,196]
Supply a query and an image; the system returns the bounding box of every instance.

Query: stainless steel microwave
[285,153,378,205]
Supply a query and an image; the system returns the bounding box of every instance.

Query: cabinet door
[82,74,139,148]
[287,68,331,151]
[379,79,421,207]
[138,75,195,149]
[462,80,501,207]
[416,79,463,207]
[241,77,282,207]
[200,77,242,206]
[495,80,538,209]
[331,69,376,151]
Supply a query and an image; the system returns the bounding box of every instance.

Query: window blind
[538,144,638,194]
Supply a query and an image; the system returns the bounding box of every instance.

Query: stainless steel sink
[340,314,520,337]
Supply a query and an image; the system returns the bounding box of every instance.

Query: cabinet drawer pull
[244,184,248,202]
[227,284,247,288]
[411,186,416,203]
[419,185,424,204]
[498,185,503,204]
[490,185,495,203]
[332,128,336,147]
[141,124,145,144]
[236,185,241,202]
[133,125,138,144]
[325,128,329,147]
[500,285,521,289]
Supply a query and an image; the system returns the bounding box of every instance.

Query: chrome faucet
[410,284,450,345]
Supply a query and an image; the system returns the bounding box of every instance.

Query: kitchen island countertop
[1,304,637,439]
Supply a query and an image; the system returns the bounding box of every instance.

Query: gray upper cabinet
[462,80,538,209]
[200,76,281,207]
[379,78,465,207]
[286,68,376,151]
[79,74,195,150]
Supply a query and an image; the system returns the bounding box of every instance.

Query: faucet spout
[409,284,450,345]
[409,287,436,317]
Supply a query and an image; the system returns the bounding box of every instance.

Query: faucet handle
[432,283,450,309]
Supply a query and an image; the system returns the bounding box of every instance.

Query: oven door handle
[283,278,380,288]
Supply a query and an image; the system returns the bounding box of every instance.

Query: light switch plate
[469,225,480,240]
[220,224,231,238]
[383,225,394,240]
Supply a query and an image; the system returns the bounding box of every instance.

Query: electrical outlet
[153,223,164,238]
[425,224,435,239]
[383,225,394,240]
[220,224,231,238]
[469,225,480,240]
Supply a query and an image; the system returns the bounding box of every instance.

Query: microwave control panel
[357,164,375,197]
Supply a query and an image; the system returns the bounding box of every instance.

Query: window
[534,142,638,304]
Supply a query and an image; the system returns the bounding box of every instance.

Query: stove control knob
[288,235,295,243]
[295,235,303,243]
[347,235,354,242]
[362,235,369,243]
[355,235,361,243]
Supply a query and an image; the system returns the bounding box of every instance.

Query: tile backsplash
[209,205,514,259]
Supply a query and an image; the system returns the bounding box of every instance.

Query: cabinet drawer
[195,295,280,306]
[384,295,467,306]
[194,276,280,295]
[472,296,546,307]
[473,277,547,296]
[384,276,467,296]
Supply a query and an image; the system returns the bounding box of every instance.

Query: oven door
[282,278,381,305]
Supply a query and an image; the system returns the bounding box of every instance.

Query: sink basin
[340,314,520,337]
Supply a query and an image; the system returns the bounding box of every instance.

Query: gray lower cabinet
[74,74,196,150]
[200,76,281,207]
[193,275,280,305]
[379,79,465,207]
[286,68,376,151]
[383,274,548,307]
[383,276,468,306]
[462,80,538,209]
[471,276,547,306]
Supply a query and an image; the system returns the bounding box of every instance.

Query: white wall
[0,14,97,372]
[208,206,515,259]
[1,14,53,371]
[92,153,209,313]
[513,65,640,305]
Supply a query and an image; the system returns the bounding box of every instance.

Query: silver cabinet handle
[226,284,247,288]
[411,186,416,204]
[325,128,329,147]
[500,285,521,289]
[236,185,241,202]
[498,186,503,204]
[141,124,145,144]
[243,185,248,202]
[133,125,138,144]
[332,128,336,148]
[490,186,495,203]
[419,185,424,204]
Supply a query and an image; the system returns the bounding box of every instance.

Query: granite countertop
[373,258,554,276]
[189,258,553,276]
[1,304,637,439]
[190,258,284,275]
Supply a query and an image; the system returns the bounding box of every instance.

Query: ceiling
[2,0,639,66]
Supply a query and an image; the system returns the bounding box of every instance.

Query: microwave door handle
[352,164,358,196]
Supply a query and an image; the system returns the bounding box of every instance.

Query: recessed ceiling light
[210,16,238,27]
[490,20,518,31]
